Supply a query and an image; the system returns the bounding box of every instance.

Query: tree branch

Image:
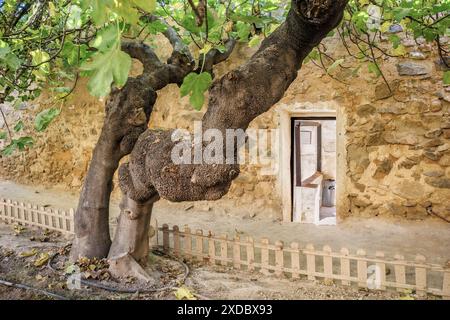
[142,14,194,64]
[121,41,164,73]
[198,38,237,74]
[121,0,349,203]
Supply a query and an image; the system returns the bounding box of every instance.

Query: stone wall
[0,35,449,221]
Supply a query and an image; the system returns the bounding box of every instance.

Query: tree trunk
[108,0,348,279]
[71,1,348,274]
[70,39,193,260]
[108,195,159,282]
[70,77,157,260]
[70,132,120,259]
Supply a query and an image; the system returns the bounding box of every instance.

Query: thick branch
[120,0,348,203]
[121,41,164,74]
[121,41,194,89]
[70,76,157,260]
[71,37,195,259]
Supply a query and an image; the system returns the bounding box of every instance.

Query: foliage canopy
[0,0,449,154]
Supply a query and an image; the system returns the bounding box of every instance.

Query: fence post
[49,209,55,229]
[18,202,24,222]
[195,229,203,261]
[220,234,228,266]
[52,209,58,230]
[290,242,300,279]
[208,231,215,265]
[59,209,65,231]
[306,244,315,281]
[247,237,255,271]
[13,201,19,224]
[442,268,450,300]
[54,209,60,230]
[162,224,170,252]
[184,226,192,259]
[39,206,46,227]
[13,201,19,223]
[33,204,40,226]
[28,203,34,225]
[323,245,333,283]
[6,199,12,223]
[357,249,367,288]
[260,238,270,275]
[375,251,386,290]
[68,208,75,233]
[0,199,3,221]
[414,254,427,298]
[394,254,406,292]
[0,198,4,221]
[233,235,241,269]
[173,225,180,257]
[340,248,350,286]
[20,202,27,225]
[61,210,68,234]
[275,240,284,277]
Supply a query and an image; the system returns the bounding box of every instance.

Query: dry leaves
[174,286,197,300]
[34,252,50,267]
[68,256,111,280]
[19,248,38,257]
[13,224,26,235]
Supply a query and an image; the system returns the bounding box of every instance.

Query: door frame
[277,102,346,223]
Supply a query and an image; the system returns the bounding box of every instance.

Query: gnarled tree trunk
[70,38,194,260]
[70,76,157,260]
[71,1,349,279]
[107,195,159,282]
[110,0,348,275]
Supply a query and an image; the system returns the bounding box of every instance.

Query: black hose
[0,278,68,300]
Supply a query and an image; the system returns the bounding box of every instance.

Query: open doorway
[291,117,337,225]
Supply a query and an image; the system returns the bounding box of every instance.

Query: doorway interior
[291,117,337,225]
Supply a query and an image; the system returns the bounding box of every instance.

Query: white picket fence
[156,224,450,299]
[0,198,74,235]
[0,197,449,298]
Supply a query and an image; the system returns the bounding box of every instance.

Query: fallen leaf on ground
[34,252,50,267]
[20,248,38,257]
[174,286,197,300]
[400,289,415,300]
[65,264,77,274]
[13,224,26,235]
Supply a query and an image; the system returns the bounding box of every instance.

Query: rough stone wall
[274,36,450,221]
[0,35,449,221]
[0,79,104,190]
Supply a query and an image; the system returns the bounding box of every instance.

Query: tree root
[108,252,156,284]
[48,246,197,296]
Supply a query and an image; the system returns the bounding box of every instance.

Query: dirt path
[1,180,449,266]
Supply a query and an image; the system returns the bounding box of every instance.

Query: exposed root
[48,246,197,296]
[108,253,156,284]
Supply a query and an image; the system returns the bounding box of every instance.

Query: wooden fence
[157,224,450,299]
[0,197,449,298]
[0,198,74,235]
